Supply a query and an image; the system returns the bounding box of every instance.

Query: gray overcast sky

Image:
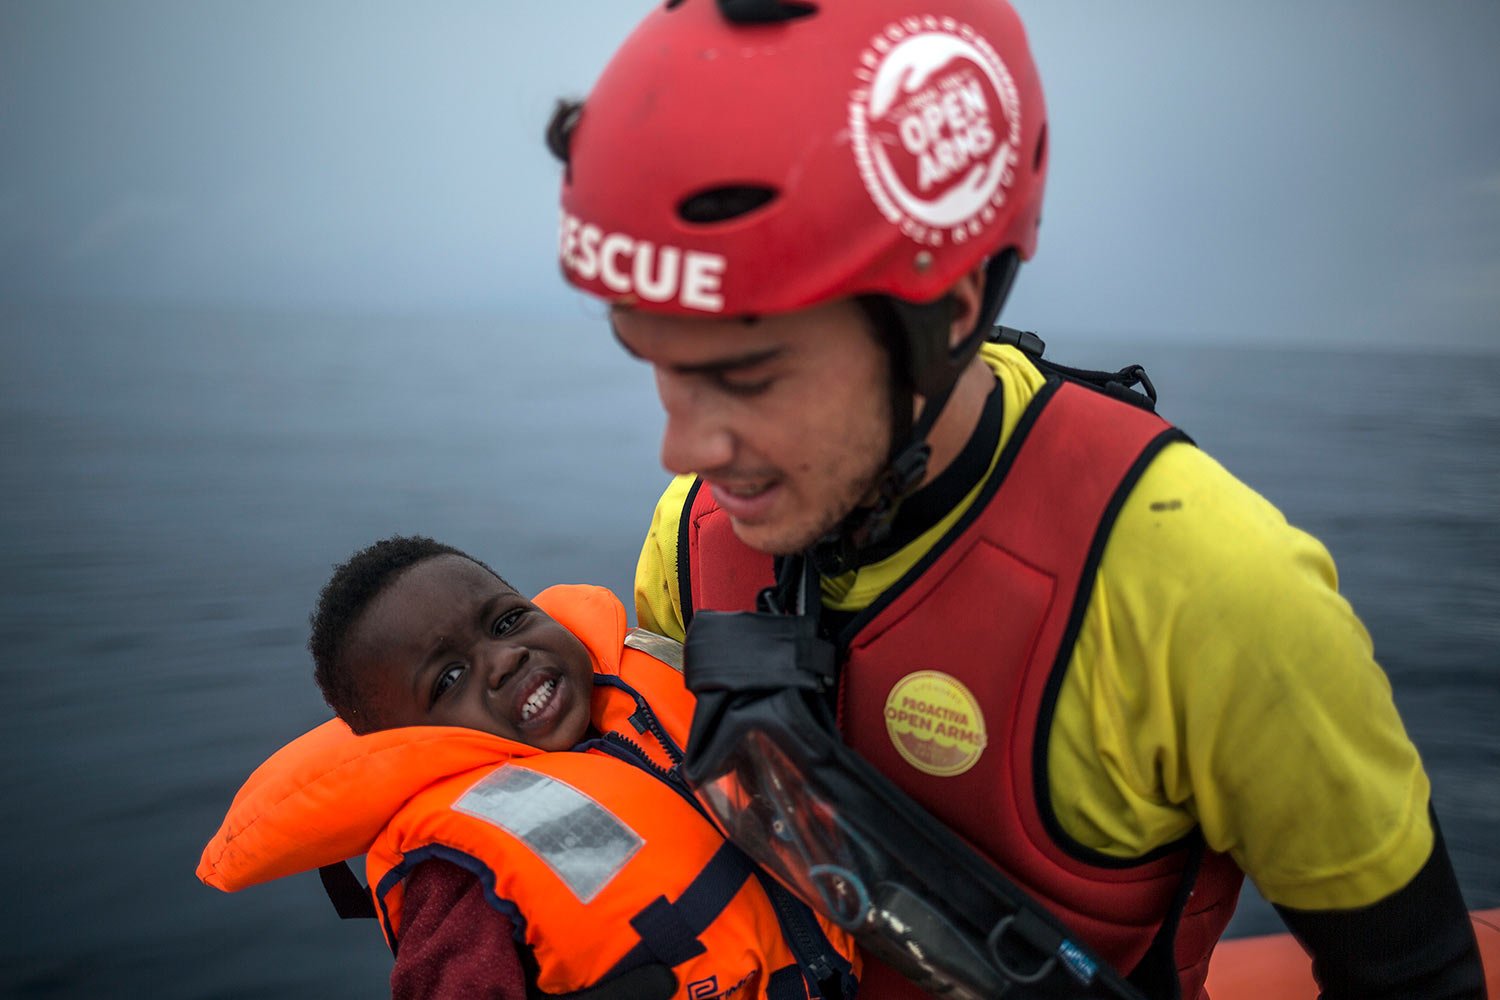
[2,1,1497,349]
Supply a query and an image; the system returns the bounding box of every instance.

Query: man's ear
[947,260,989,349]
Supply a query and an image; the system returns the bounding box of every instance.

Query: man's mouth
[708,475,783,522]
[708,477,784,525]
[520,676,558,722]
[719,481,773,498]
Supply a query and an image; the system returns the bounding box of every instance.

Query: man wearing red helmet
[553,0,1484,998]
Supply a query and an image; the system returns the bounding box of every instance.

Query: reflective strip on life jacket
[452,765,645,904]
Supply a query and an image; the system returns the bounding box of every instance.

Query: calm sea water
[2,304,1496,997]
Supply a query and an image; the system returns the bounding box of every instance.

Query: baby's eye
[492,608,528,636]
[432,664,464,704]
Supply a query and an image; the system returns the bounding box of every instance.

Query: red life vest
[199,584,859,999]
[681,380,1244,999]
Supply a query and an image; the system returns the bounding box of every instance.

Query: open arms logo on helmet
[849,18,1022,250]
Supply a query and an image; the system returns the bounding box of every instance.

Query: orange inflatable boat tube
[1205,908,1499,997]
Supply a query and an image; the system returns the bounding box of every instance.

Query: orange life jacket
[681,381,1243,999]
[198,583,859,999]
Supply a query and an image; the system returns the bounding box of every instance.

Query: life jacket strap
[992,325,1160,412]
[318,861,377,920]
[767,964,813,1000]
[610,842,753,973]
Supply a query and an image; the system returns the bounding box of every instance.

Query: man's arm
[1066,442,1486,995]
[1274,813,1484,1000]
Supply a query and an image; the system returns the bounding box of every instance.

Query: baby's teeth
[522,678,557,720]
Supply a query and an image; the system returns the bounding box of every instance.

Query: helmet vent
[716,0,817,25]
[677,186,779,225]
[1033,123,1048,171]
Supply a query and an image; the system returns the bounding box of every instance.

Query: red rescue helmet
[555,0,1048,328]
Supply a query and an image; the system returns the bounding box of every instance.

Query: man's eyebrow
[609,320,781,375]
[611,327,783,375]
[668,347,784,377]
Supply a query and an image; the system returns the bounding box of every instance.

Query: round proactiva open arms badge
[883,670,988,776]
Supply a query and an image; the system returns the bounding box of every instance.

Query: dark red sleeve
[390,859,530,1000]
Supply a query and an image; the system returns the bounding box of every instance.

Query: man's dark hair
[309,535,508,733]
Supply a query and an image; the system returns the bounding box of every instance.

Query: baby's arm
[391,860,679,1000]
[392,859,529,1000]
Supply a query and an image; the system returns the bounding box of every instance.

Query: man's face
[613,299,893,556]
[345,555,595,750]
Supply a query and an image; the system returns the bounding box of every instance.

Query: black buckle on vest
[992,324,1047,359]
[995,325,1161,413]
[1111,364,1157,407]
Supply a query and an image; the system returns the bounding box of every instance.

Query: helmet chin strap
[810,252,1021,578]
[809,376,953,577]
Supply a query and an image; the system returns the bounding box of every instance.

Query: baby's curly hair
[309,535,508,733]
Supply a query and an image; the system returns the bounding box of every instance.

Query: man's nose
[656,370,734,475]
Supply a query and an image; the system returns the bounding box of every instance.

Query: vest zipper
[599,730,674,782]
[597,732,707,816]
[627,699,685,766]
[758,874,837,996]
[599,732,841,997]
[604,687,844,996]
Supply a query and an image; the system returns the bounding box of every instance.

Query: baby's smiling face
[344,555,593,750]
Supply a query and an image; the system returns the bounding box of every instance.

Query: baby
[199,535,858,1000]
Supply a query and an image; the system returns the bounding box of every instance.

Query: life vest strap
[611,842,754,972]
[319,862,376,920]
[767,963,813,1000]
[991,325,1160,412]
